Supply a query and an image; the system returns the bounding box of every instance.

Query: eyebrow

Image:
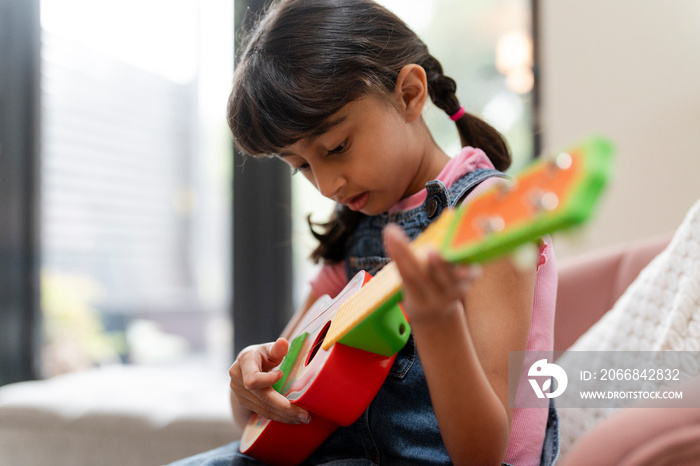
[277,114,348,158]
[309,114,348,139]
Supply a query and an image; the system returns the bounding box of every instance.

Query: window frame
[231,0,294,355]
[0,0,42,385]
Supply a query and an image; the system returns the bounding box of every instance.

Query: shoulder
[441,146,497,188]
[309,261,348,299]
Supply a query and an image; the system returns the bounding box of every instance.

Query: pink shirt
[309,146,555,465]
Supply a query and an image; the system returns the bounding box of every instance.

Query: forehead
[277,105,354,156]
[308,113,349,140]
[277,94,397,156]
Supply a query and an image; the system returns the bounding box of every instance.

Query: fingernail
[298,414,311,424]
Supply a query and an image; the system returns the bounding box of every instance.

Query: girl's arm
[384,224,534,466]
[229,292,319,429]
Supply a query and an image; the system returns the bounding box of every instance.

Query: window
[39,0,233,375]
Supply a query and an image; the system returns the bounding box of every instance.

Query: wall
[540,0,700,258]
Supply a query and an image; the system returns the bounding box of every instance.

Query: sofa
[557,199,700,464]
[0,364,241,465]
[0,212,695,465]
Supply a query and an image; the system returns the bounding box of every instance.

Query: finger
[263,338,290,368]
[229,359,281,393]
[426,250,452,279]
[237,340,289,388]
[230,364,311,424]
[237,350,263,382]
[251,387,311,424]
[238,354,280,392]
[456,263,483,283]
[234,390,304,424]
[244,369,284,391]
[245,339,290,388]
[229,361,244,393]
[451,263,483,296]
[420,258,461,306]
[235,386,311,424]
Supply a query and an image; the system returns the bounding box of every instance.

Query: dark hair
[228,0,511,263]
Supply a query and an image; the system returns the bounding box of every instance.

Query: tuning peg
[474,215,506,236]
[496,178,518,198]
[528,189,559,212]
[546,152,573,171]
[509,243,540,272]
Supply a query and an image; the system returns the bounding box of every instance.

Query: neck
[403,123,450,198]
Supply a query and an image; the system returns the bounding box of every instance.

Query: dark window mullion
[232,0,294,355]
[0,0,42,385]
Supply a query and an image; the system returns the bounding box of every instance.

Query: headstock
[441,136,614,264]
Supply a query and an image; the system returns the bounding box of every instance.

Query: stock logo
[528,359,568,398]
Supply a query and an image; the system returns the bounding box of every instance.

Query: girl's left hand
[383,223,481,324]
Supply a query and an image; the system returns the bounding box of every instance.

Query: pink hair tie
[449,106,466,121]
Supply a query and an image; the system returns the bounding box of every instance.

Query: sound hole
[305,321,331,367]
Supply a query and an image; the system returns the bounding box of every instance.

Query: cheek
[301,171,315,184]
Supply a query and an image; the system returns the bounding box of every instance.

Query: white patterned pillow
[557,199,700,455]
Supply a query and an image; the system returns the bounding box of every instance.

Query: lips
[346,192,369,211]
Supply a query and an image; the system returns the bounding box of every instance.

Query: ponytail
[453,112,512,171]
[421,56,512,172]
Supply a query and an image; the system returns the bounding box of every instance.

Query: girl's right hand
[229,338,312,425]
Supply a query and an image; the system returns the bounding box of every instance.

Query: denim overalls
[308,168,559,466]
[170,169,559,466]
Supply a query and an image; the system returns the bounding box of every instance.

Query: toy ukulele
[239,136,614,465]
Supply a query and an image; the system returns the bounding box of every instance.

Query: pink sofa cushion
[554,233,672,352]
[561,375,700,465]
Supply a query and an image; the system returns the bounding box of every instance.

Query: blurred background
[9,0,235,380]
[1,0,699,384]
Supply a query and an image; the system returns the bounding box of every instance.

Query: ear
[393,64,428,122]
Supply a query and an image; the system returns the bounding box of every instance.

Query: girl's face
[278,95,434,216]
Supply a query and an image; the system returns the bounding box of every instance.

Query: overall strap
[422,168,507,222]
[343,168,506,280]
[446,167,507,207]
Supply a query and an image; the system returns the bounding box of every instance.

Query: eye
[327,139,348,156]
[291,163,310,175]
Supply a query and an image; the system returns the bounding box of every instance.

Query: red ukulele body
[239,271,405,465]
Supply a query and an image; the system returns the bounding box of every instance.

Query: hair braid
[422,55,461,116]
[421,55,511,172]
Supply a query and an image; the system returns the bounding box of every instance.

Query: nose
[313,166,345,201]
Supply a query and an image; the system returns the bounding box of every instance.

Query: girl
[173,0,558,464]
